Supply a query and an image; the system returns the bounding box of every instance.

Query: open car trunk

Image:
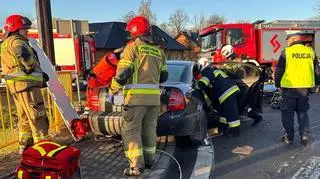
[218,62,266,113]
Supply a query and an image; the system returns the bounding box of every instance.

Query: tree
[138,0,157,24]
[314,0,320,19]
[159,22,175,37]
[121,11,136,22]
[191,14,207,32]
[169,9,189,36]
[206,14,226,26]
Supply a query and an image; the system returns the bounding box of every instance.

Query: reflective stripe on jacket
[198,66,240,104]
[110,38,167,105]
[281,44,315,88]
[0,34,44,94]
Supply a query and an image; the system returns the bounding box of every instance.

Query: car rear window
[166,64,191,84]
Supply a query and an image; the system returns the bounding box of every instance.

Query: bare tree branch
[169,9,189,36]
[159,22,175,37]
[138,0,157,24]
[314,0,320,19]
[121,11,136,22]
[191,14,207,32]
[206,14,226,26]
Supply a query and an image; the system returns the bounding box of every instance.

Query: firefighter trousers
[12,87,49,150]
[280,89,310,140]
[121,105,159,168]
[218,94,240,132]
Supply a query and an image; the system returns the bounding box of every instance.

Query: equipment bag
[16,141,81,179]
[87,52,119,88]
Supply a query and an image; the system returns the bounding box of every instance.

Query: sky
[0,0,318,27]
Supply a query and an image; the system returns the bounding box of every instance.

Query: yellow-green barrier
[0,72,74,149]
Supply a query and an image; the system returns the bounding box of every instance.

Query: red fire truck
[199,20,320,69]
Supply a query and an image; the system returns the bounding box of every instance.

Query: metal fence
[0,72,74,150]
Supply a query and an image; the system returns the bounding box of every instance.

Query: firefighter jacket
[275,42,317,89]
[0,33,44,94]
[197,66,240,105]
[110,37,168,106]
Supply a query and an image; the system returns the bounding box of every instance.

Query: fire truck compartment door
[261,30,287,61]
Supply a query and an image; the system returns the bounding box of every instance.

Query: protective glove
[43,72,49,82]
[108,94,114,105]
[42,72,49,88]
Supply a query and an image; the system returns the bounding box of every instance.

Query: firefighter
[194,58,241,136]
[275,30,319,145]
[109,16,168,176]
[0,15,49,154]
[219,45,263,126]
[219,45,245,79]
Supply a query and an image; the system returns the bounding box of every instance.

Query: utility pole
[35,0,56,66]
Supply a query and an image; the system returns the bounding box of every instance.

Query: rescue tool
[29,38,90,141]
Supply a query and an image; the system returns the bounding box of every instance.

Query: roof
[176,31,201,47]
[89,22,128,49]
[89,22,186,51]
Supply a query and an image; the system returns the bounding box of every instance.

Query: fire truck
[199,20,320,69]
[27,30,96,78]
[0,20,96,80]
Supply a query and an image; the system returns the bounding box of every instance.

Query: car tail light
[167,88,185,111]
[86,88,100,111]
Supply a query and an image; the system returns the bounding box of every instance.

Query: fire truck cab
[199,20,320,67]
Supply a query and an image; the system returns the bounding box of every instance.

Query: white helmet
[198,57,210,70]
[221,45,235,58]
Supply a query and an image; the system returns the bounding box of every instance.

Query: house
[175,31,201,60]
[89,22,187,61]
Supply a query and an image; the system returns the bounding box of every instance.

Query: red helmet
[126,16,150,37]
[4,14,32,32]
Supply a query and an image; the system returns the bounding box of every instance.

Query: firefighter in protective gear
[194,59,241,136]
[0,15,49,154]
[109,16,168,176]
[219,45,245,79]
[218,45,263,126]
[275,30,320,145]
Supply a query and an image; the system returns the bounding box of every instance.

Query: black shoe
[123,167,143,176]
[282,135,293,144]
[301,135,309,145]
[248,110,263,126]
[145,163,153,169]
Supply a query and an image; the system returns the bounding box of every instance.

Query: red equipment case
[16,141,81,179]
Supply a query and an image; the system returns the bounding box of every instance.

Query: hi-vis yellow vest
[281,44,315,88]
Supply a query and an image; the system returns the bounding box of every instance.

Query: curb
[191,144,214,179]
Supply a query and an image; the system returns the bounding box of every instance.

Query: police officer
[109,16,168,176]
[194,58,241,136]
[1,15,49,154]
[275,30,319,145]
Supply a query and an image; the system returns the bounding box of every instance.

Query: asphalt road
[211,93,320,179]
